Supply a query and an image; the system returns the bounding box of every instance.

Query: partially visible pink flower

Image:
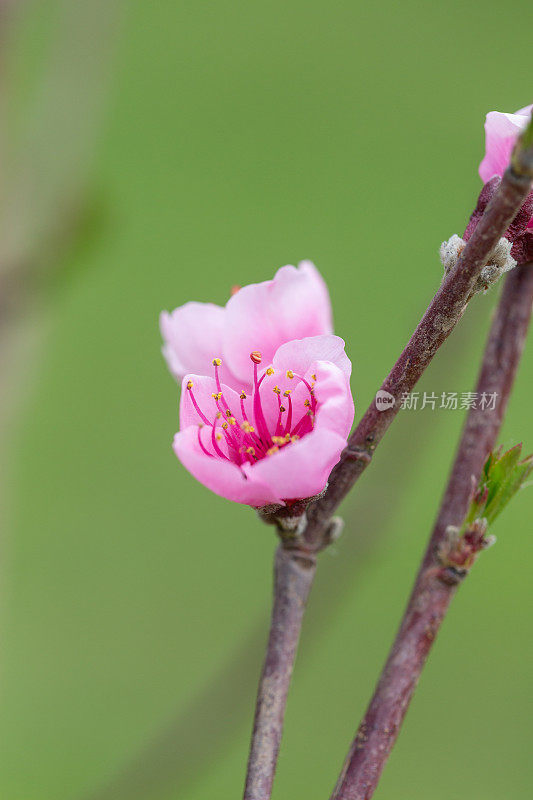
[160,263,354,507]
[479,105,532,183]
[475,104,533,257]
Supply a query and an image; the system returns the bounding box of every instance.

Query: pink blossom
[479,104,532,183]
[160,262,354,507]
[478,104,533,236]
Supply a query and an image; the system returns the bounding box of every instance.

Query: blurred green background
[1,1,532,798]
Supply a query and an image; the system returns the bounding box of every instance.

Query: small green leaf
[466,444,533,529]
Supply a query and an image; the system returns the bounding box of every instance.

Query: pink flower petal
[272,335,352,380]
[311,360,354,439]
[245,427,347,501]
[173,427,282,506]
[479,107,531,182]
[223,262,333,383]
[160,302,240,387]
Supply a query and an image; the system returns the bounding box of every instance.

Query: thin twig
[304,125,533,551]
[243,545,316,800]
[330,260,533,800]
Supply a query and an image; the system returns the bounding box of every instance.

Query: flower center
[186,352,317,469]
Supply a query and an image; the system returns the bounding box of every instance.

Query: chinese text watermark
[375,391,498,412]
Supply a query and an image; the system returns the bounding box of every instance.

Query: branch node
[440,234,516,294]
[343,446,372,464]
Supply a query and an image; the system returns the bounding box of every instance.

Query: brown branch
[243,545,316,800]
[303,130,533,551]
[330,260,533,800]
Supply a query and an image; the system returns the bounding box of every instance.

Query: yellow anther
[241,421,255,433]
[186,380,194,390]
[272,385,280,394]
[291,434,300,442]
[240,391,247,399]
[225,409,232,417]
[246,446,256,455]
[284,433,290,442]
[279,405,286,413]
[271,436,287,446]
[266,446,279,457]
[311,373,317,381]
[266,367,275,376]
[286,370,294,379]
[228,417,236,426]
[211,392,222,401]
[222,422,228,430]
[304,399,310,407]
[216,412,222,419]
[212,358,222,366]
[283,390,291,397]
[216,434,222,441]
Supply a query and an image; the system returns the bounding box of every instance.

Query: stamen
[287,369,317,412]
[240,390,266,454]
[283,390,293,434]
[274,391,284,436]
[211,419,230,460]
[186,382,211,425]
[291,410,314,438]
[212,358,236,419]
[252,354,271,443]
[197,425,213,457]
